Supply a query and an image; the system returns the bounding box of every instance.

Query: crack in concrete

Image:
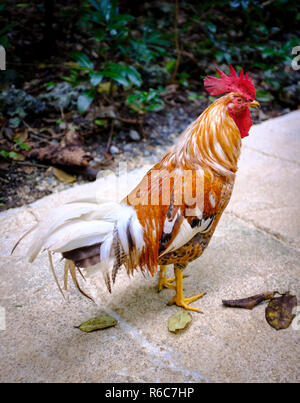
[244,145,300,167]
[224,210,300,253]
[104,307,209,383]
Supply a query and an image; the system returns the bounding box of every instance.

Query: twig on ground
[105,120,115,153]
[14,161,49,169]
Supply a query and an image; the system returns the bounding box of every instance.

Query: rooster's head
[204,65,260,138]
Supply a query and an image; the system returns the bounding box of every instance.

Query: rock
[279,82,300,107]
[140,64,171,87]
[86,105,121,127]
[0,88,46,127]
[123,143,132,152]
[100,106,116,119]
[129,129,141,141]
[39,82,88,112]
[91,105,117,119]
[110,145,120,154]
[118,131,126,140]
[9,117,21,128]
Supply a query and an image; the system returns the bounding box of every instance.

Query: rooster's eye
[236,98,243,103]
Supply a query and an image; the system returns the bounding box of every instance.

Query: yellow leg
[158,265,176,291]
[167,265,205,313]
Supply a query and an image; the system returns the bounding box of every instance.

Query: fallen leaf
[265,292,297,330]
[97,82,117,93]
[14,129,28,143]
[62,130,82,147]
[222,291,276,310]
[77,315,118,333]
[52,167,76,183]
[8,151,26,161]
[168,309,192,333]
[28,144,91,167]
[94,119,108,127]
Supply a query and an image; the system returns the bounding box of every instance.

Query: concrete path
[1,111,300,383]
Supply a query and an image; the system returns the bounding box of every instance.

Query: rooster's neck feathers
[163,95,241,176]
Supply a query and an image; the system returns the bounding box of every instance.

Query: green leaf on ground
[52,167,76,183]
[94,119,108,127]
[168,309,192,333]
[77,315,118,332]
[77,91,94,113]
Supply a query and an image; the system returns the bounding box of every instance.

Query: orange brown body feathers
[23,65,259,304]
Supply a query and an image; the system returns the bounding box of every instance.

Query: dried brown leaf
[222,292,276,310]
[28,144,91,167]
[265,292,297,330]
[14,129,28,143]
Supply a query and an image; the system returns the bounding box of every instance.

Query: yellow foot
[158,265,188,292]
[167,292,206,313]
[158,276,176,291]
[158,265,176,292]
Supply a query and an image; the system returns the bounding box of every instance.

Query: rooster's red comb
[204,65,256,100]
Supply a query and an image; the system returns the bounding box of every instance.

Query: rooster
[19,65,259,313]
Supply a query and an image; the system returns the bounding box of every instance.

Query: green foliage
[126,88,165,114]
[187,92,205,102]
[62,0,171,113]
[127,29,169,63]
[255,90,274,102]
[182,0,299,96]
[0,150,22,159]
[0,1,18,48]
[59,0,300,113]
[13,138,31,150]
[2,0,298,124]
[0,23,17,48]
[77,90,94,113]
[66,51,143,112]
[178,72,190,88]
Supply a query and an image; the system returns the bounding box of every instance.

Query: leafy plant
[62,0,171,113]
[13,138,31,151]
[126,88,165,114]
[0,23,17,48]
[0,150,23,160]
[64,51,142,112]
[127,29,169,63]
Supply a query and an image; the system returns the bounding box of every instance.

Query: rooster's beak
[249,100,260,108]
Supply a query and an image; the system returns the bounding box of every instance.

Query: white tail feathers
[84,203,146,289]
[26,199,145,291]
[27,202,118,262]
